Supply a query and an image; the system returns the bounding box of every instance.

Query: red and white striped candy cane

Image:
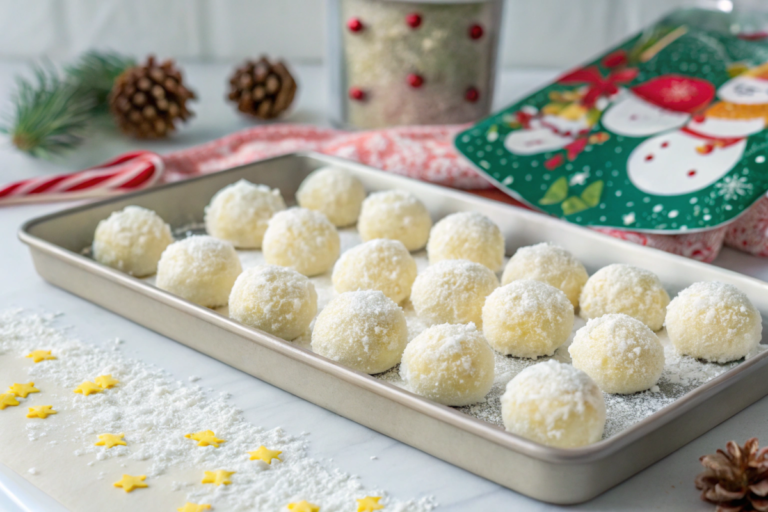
[0,150,163,206]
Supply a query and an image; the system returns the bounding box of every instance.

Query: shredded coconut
[0,309,435,511]
[204,179,286,249]
[426,211,504,271]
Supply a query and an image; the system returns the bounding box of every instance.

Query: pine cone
[227,57,297,119]
[109,56,195,138]
[696,438,768,512]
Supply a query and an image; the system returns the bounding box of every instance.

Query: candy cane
[0,151,163,205]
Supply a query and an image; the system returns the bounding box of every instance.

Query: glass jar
[328,0,504,129]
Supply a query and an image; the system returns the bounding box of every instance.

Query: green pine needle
[66,50,137,113]
[0,66,94,159]
[1,51,135,159]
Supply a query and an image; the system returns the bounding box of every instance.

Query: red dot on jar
[465,87,480,102]
[661,141,669,148]
[469,24,484,40]
[349,87,365,101]
[645,154,654,161]
[406,13,422,28]
[407,74,424,88]
[687,170,697,177]
[347,17,364,32]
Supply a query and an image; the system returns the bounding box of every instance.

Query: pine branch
[65,50,136,114]
[0,65,93,158]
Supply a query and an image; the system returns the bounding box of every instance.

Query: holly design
[456,17,768,233]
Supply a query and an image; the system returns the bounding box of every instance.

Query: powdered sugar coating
[296,166,366,227]
[311,290,408,374]
[156,235,242,307]
[427,211,505,271]
[93,205,173,277]
[332,239,417,304]
[482,280,574,358]
[501,243,588,307]
[401,323,495,406]
[666,281,762,363]
[357,190,432,251]
[580,264,670,331]
[204,179,285,248]
[262,208,341,276]
[569,314,665,394]
[229,265,318,341]
[410,259,498,327]
[501,360,605,448]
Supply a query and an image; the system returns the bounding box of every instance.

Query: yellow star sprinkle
[113,474,147,492]
[201,470,234,486]
[357,496,384,512]
[26,350,56,363]
[74,381,102,396]
[248,445,282,464]
[0,393,19,410]
[177,503,211,512]
[95,433,126,449]
[287,501,320,512]
[9,382,39,398]
[27,405,56,419]
[95,375,119,389]
[185,430,226,448]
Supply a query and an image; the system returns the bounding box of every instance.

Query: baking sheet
[20,152,768,504]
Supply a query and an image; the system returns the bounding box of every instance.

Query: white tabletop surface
[1,60,767,512]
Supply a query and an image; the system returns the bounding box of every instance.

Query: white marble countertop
[0,60,766,511]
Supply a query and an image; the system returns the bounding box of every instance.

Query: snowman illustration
[627,66,768,196]
[503,64,641,157]
[602,75,713,137]
[504,98,606,156]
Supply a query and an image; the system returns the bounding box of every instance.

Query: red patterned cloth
[0,123,743,262]
[725,194,768,256]
[163,124,490,189]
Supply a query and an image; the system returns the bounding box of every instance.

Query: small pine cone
[228,57,297,119]
[695,438,768,512]
[109,56,196,139]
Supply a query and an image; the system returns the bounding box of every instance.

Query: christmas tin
[456,8,768,253]
[328,0,503,129]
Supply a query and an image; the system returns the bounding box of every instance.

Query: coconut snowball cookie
[666,281,762,363]
[579,264,670,331]
[410,259,498,327]
[501,360,605,448]
[427,211,505,271]
[156,235,242,308]
[229,265,317,341]
[92,205,174,277]
[262,207,341,276]
[296,166,366,227]
[357,190,432,251]
[501,243,588,308]
[401,323,495,406]
[482,280,574,358]
[332,239,417,304]
[204,179,285,248]
[569,314,665,394]
[311,290,408,374]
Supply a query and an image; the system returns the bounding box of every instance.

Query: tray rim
[17,150,768,466]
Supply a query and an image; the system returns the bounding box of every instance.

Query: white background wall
[0,0,749,68]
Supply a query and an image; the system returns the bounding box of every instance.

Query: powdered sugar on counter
[0,310,436,512]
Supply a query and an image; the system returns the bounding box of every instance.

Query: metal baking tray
[18,152,768,504]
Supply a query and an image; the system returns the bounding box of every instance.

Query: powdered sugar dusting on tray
[117,225,767,441]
